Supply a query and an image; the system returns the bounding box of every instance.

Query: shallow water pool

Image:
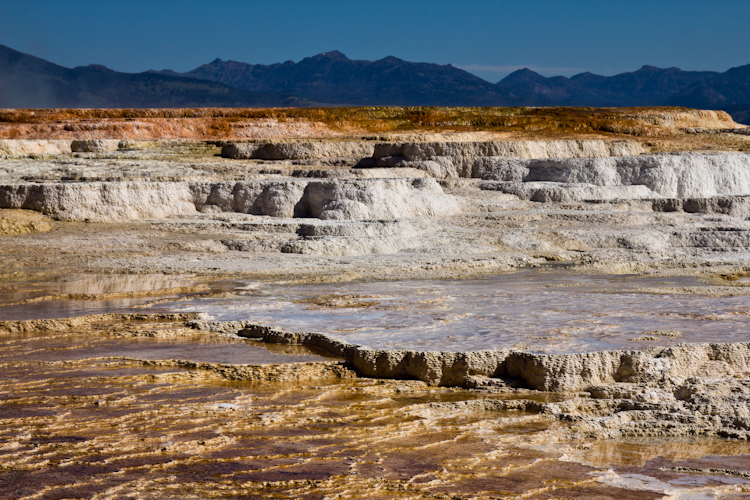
[162,270,750,353]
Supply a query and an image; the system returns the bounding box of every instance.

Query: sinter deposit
[3,116,750,498]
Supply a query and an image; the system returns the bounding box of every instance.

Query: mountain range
[2,44,750,124]
[159,52,723,108]
[0,45,314,108]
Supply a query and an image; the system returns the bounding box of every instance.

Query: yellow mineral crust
[0,209,52,235]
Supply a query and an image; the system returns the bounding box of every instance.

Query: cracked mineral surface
[1,108,750,498]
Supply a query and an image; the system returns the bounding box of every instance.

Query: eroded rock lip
[189,317,750,440]
[7,311,747,408]
[190,319,750,392]
[193,318,750,441]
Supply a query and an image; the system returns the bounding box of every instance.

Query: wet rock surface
[1,314,749,499]
[183,317,750,441]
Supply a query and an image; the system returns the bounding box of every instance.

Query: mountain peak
[499,68,546,85]
[83,64,113,72]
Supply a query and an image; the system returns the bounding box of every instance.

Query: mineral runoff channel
[2,107,750,498]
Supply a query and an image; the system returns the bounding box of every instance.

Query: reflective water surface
[162,270,750,353]
[0,274,239,321]
[3,270,750,353]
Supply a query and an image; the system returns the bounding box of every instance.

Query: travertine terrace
[2,107,750,498]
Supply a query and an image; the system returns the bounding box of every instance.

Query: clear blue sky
[2,0,749,82]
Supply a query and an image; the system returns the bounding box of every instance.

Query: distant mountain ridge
[2,44,750,125]
[154,50,524,106]
[668,64,750,110]
[495,65,720,106]
[0,45,313,108]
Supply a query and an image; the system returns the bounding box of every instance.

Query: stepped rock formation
[219,139,750,202]
[473,152,750,201]
[522,153,750,198]
[225,320,750,392]
[366,139,646,178]
[4,102,750,500]
[222,139,644,163]
[4,115,750,483]
[0,178,459,221]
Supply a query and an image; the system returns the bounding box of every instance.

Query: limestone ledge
[219,140,750,203]
[221,140,376,160]
[520,153,750,198]
[364,139,646,178]
[221,138,647,178]
[0,178,459,221]
[189,321,750,393]
[470,153,750,202]
[0,313,206,334]
[7,152,750,220]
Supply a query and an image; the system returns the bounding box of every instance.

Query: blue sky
[2,0,749,82]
